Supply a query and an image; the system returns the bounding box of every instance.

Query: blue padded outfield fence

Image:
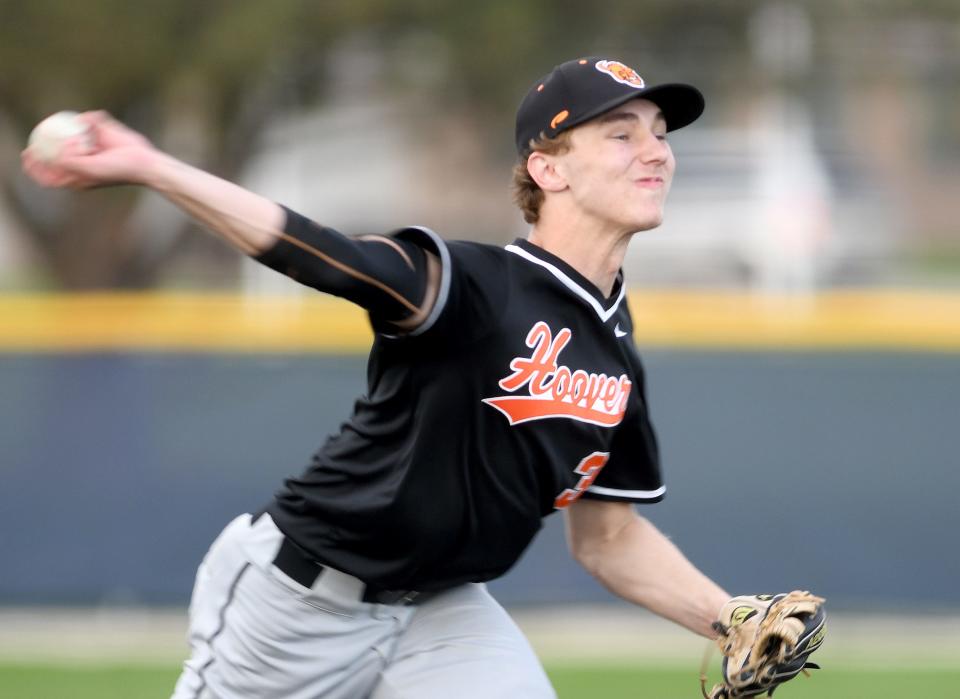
[1,292,957,610]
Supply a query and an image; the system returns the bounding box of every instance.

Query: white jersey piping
[586,484,666,500]
[378,226,452,339]
[505,244,626,322]
[406,226,451,336]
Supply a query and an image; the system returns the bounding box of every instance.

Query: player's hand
[21,111,160,189]
[702,591,825,699]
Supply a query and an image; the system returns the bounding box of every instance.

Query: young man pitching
[22,57,824,699]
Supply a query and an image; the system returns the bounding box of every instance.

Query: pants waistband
[251,511,426,606]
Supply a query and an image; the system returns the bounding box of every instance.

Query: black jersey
[266,229,662,591]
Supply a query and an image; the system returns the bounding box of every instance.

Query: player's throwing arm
[21,110,285,256]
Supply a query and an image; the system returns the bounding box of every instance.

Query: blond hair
[511,131,573,224]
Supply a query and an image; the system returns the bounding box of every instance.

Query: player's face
[557,99,675,234]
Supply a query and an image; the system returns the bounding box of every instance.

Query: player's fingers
[23,143,76,175]
[21,150,58,184]
[81,111,152,151]
[78,111,121,146]
[79,111,113,142]
[59,135,96,158]
[22,149,90,188]
[78,110,113,128]
[25,165,74,188]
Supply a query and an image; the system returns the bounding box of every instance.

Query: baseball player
[22,57,824,699]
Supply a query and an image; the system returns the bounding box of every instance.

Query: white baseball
[27,111,93,162]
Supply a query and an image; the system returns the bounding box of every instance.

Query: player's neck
[527,219,630,298]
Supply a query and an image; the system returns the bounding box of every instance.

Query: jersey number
[554,452,610,509]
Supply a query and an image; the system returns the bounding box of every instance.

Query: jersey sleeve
[254,207,506,343]
[370,225,452,337]
[582,409,664,504]
[375,234,509,347]
[254,207,435,331]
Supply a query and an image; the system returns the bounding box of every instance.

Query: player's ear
[526,151,568,193]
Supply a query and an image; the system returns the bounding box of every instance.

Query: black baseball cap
[515,57,705,156]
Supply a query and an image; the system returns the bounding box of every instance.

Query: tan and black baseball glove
[701,591,826,699]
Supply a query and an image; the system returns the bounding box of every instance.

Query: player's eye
[612,133,630,141]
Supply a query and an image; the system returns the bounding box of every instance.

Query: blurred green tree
[1,0,319,287]
[0,0,749,287]
[2,0,956,287]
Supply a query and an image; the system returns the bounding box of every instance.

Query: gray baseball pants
[170,513,556,699]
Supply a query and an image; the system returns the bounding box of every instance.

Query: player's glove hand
[701,590,826,699]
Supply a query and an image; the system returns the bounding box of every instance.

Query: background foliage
[1,0,958,287]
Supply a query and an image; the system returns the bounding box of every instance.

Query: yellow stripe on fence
[627,290,960,351]
[0,294,372,352]
[0,290,957,352]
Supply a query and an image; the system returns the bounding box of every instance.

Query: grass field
[2,608,957,698]
[2,662,959,698]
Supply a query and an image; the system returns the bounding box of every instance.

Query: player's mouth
[634,177,664,189]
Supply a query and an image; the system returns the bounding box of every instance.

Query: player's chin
[630,210,665,233]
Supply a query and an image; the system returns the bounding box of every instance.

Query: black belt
[272,533,425,606]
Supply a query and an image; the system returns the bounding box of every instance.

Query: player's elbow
[565,522,599,572]
[570,541,607,578]
[565,500,639,574]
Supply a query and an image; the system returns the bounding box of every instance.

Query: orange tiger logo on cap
[595,60,645,88]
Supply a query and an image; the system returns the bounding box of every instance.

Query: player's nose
[637,131,670,165]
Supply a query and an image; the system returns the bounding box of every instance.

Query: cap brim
[565,83,705,135]
[637,83,705,132]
